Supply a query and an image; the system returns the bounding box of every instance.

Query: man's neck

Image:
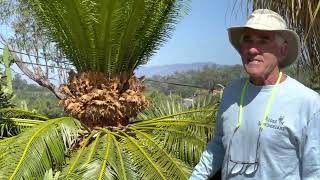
[250,73,286,86]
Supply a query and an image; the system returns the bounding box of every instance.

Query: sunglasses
[226,128,262,177]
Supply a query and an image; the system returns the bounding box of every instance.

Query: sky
[147,0,251,66]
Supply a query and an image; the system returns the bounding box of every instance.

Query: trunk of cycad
[59,71,149,129]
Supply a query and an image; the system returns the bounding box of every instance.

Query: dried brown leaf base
[59,71,149,129]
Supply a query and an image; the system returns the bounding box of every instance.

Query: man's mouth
[247,59,262,64]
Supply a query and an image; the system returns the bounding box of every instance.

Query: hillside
[135,62,225,77]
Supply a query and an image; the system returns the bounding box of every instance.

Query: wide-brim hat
[227,9,301,68]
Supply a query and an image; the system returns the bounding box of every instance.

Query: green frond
[86,132,102,164]
[62,131,116,180]
[97,132,112,180]
[110,135,127,180]
[119,129,166,180]
[0,108,49,138]
[0,117,44,138]
[43,169,60,180]
[130,0,190,71]
[132,116,214,165]
[25,0,190,76]
[0,108,49,120]
[0,117,81,179]
[62,126,189,179]
[64,130,137,179]
[63,132,100,177]
[67,131,96,174]
[114,0,145,74]
[130,128,191,179]
[0,96,218,179]
[132,96,217,165]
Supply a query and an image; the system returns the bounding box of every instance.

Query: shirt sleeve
[189,107,225,180]
[302,110,320,180]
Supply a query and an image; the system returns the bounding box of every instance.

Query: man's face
[239,29,287,80]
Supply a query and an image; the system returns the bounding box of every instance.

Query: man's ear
[280,41,288,60]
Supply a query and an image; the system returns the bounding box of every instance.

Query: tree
[0,48,14,108]
[0,0,72,99]
[11,75,66,117]
[0,83,14,108]
[0,0,216,179]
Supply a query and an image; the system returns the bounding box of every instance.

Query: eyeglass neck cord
[236,72,283,129]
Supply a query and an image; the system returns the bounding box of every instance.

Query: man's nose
[248,46,260,55]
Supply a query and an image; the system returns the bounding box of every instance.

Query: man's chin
[244,68,262,78]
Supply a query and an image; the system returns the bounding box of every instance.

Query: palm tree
[0,0,218,179]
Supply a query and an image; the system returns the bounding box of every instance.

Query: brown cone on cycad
[59,71,149,129]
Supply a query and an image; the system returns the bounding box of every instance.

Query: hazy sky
[148,0,251,66]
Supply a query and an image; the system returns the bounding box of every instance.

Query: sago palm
[0,97,218,179]
[28,0,188,128]
[0,0,218,179]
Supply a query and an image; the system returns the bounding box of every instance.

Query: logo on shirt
[258,116,285,131]
[278,115,285,125]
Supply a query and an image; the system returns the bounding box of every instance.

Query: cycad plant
[0,0,218,179]
[33,0,186,128]
[0,97,218,179]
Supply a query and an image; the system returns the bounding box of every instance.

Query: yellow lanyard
[236,72,283,129]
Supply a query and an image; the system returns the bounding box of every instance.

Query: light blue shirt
[190,76,320,180]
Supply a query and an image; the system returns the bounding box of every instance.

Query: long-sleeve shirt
[190,76,320,180]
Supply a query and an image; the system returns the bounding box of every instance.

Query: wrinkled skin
[240,28,288,85]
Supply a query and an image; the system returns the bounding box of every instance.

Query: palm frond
[0,117,81,179]
[0,108,49,138]
[129,127,191,179]
[132,95,217,165]
[25,0,190,77]
[62,131,118,180]
[0,117,43,138]
[119,129,167,180]
[0,96,217,179]
[0,108,49,120]
[0,95,217,179]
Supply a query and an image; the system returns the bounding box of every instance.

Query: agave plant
[0,0,219,179]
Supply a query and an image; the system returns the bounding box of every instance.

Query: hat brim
[228,25,301,68]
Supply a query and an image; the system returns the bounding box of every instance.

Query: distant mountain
[135,62,223,77]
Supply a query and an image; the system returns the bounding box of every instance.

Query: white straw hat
[228,9,301,68]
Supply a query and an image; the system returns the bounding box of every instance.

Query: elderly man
[190,9,320,180]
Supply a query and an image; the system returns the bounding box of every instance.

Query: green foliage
[0,96,217,179]
[145,64,320,98]
[0,88,14,109]
[0,74,14,109]
[0,51,14,108]
[0,108,49,138]
[1,46,13,95]
[146,65,247,98]
[60,97,215,179]
[12,74,65,118]
[0,116,81,179]
[0,1,220,179]
[24,0,189,77]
